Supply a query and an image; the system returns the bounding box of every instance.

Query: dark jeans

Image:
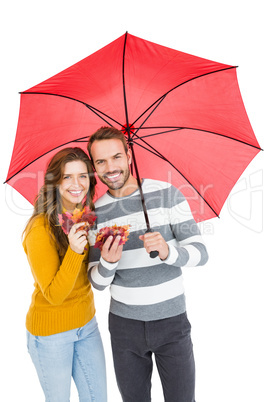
[109,312,195,402]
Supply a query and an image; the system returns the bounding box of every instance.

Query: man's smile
[104,171,122,182]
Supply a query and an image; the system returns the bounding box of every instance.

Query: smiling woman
[21,147,107,401]
[25,148,96,254]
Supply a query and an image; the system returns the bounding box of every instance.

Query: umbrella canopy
[5,32,261,222]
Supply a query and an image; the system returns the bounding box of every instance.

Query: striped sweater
[88,179,208,321]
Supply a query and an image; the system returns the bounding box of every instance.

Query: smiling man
[87,126,209,402]
[91,134,137,197]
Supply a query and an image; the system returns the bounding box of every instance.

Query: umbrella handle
[150,250,159,259]
[145,229,159,259]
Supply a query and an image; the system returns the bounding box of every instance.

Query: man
[87,126,208,402]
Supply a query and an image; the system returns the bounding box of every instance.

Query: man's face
[90,139,133,195]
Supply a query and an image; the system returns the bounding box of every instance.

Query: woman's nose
[72,177,80,186]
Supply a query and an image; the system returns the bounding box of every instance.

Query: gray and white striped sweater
[88,179,208,321]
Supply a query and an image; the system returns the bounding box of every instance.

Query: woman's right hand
[68,222,88,254]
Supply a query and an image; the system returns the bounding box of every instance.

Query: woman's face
[58,160,90,211]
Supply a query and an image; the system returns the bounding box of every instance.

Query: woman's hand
[68,222,88,254]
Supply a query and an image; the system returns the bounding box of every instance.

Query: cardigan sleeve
[23,219,86,305]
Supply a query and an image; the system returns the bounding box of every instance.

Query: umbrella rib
[131,140,166,159]
[131,96,167,140]
[132,138,220,218]
[84,104,121,127]
[132,66,238,127]
[20,91,123,127]
[4,136,90,183]
[133,126,263,150]
[132,136,165,160]
[133,127,182,142]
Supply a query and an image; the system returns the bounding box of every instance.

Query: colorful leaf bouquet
[94,224,131,251]
[58,206,97,235]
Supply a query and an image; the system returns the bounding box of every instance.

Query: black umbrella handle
[150,250,159,259]
[145,229,159,259]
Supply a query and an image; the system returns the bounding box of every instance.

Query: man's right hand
[101,235,123,263]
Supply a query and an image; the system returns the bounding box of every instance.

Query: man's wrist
[100,256,119,270]
[161,244,179,264]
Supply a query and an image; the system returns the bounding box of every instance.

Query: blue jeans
[27,316,107,402]
[109,312,195,402]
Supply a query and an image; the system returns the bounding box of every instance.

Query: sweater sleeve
[164,187,209,268]
[24,221,86,305]
[88,257,118,290]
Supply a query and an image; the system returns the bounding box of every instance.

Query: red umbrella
[5,32,261,223]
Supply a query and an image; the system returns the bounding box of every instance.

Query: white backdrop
[1,1,267,401]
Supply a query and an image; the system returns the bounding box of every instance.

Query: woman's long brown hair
[23,147,97,257]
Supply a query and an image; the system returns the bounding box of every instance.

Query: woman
[23,147,107,401]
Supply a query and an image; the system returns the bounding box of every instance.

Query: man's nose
[106,160,116,172]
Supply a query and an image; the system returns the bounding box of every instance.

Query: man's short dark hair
[87,126,128,159]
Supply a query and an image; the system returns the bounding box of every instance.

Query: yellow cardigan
[23,215,95,336]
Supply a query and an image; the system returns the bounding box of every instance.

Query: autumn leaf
[94,224,131,251]
[58,206,96,235]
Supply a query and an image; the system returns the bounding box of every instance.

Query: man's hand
[139,231,169,260]
[101,235,123,263]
